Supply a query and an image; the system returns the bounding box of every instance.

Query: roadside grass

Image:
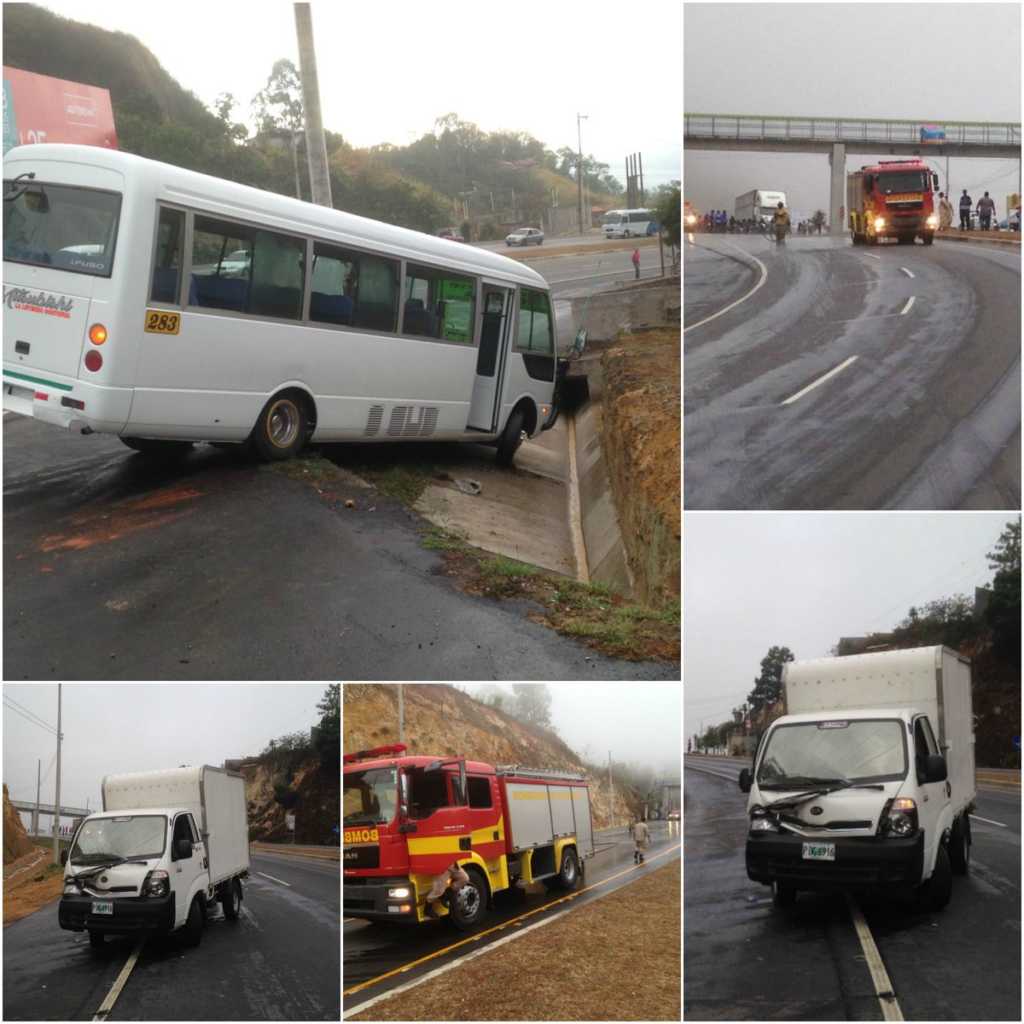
[348,860,681,1021]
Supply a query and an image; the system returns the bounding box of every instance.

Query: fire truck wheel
[552,847,581,891]
[449,867,489,930]
[922,233,935,246]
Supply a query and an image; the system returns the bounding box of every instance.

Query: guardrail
[685,113,1021,148]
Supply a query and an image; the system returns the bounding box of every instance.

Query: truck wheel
[551,847,581,891]
[448,867,488,931]
[949,816,971,875]
[182,895,204,947]
[121,437,194,457]
[249,392,309,461]
[772,881,796,908]
[916,842,952,912]
[496,407,526,467]
[221,878,242,920]
[922,232,935,246]
[88,930,105,949]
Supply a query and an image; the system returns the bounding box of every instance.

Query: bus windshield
[3,181,121,277]
[344,767,398,826]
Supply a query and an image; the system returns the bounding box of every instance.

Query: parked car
[505,227,544,247]
[436,228,466,243]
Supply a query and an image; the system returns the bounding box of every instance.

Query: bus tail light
[34,391,48,401]
[84,350,103,372]
[88,323,108,345]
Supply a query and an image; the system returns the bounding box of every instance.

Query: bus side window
[403,264,475,344]
[310,243,398,333]
[150,207,184,304]
[516,289,553,355]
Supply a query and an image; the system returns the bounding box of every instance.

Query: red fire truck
[847,158,940,246]
[343,744,594,929]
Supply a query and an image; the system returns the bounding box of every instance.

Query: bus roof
[5,144,548,289]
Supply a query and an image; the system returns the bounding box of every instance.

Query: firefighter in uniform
[633,817,650,864]
[772,201,790,243]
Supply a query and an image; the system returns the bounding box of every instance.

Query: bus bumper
[3,367,132,434]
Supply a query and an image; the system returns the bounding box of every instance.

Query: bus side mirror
[60,850,68,866]
[738,769,752,793]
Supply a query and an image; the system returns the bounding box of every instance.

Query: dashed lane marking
[92,938,145,1021]
[900,267,915,278]
[970,814,1008,828]
[780,356,859,407]
[900,296,915,315]
[257,871,292,887]
[847,895,904,1021]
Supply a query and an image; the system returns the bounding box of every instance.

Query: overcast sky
[3,683,326,827]
[37,0,682,189]
[685,3,1022,219]
[684,513,1017,739]
[461,684,681,777]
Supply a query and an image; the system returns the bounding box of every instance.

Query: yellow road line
[342,842,681,997]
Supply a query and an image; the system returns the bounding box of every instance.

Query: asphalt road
[342,821,681,1013]
[2,851,340,1021]
[683,756,1021,1020]
[683,234,1021,509]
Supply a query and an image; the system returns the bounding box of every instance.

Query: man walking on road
[938,192,954,230]
[977,191,996,231]
[959,189,973,230]
[631,247,641,280]
[633,817,650,864]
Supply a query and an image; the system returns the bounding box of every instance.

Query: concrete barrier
[570,279,680,342]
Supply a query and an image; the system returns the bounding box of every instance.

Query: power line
[3,697,57,736]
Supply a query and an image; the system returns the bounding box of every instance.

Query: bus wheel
[496,407,527,467]
[121,437,193,457]
[250,393,308,461]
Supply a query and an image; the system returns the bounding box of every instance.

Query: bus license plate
[802,842,835,862]
[91,900,114,915]
[144,310,181,335]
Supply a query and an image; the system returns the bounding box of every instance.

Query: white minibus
[3,145,559,464]
[602,208,654,239]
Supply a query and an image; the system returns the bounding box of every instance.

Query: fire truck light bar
[343,743,407,764]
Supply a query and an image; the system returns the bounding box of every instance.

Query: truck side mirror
[924,754,947,784]
[174,838,193,860]
[738,768,752,793]
[60,850,68,866]
[933,173,939,191]
[864,175,873,191]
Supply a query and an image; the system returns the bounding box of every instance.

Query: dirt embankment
[600,327,681,607]
[4,784,34,863]
[344,684,638,827]
[242,756,339,845]
[4,785,64,924]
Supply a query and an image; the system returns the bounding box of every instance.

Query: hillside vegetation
[344,684,639,827]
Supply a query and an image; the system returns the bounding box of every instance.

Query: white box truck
[734,189,787,225]
[59,766,250,949]
[738,646,975,911]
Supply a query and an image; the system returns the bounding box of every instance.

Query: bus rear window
[3,180,121,278]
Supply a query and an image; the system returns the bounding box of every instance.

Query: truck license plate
[802,842,835,861]
[91,901,114,915]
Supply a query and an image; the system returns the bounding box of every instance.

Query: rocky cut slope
[343,684,638,827]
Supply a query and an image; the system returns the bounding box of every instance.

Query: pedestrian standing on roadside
[977,191,996,231]
[631,247,641,280]
[633,817,650,864]
[938,193,953,230]
[959,189,972,230]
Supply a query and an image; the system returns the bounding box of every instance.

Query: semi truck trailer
[59,766,250,949]
[344,744,594,929]
[739,646,975,911]
[734,189,787,225]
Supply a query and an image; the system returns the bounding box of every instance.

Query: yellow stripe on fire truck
[407,817,507,856]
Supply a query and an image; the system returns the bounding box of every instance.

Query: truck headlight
[387,886,411,899]
[142,870,170,897]
[926,215,938,228]
[874,217,886,230]
[685,215,697,226]
[749,805,780,833]
[879,797,918,838]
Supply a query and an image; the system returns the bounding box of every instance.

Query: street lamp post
[577,113,588,236]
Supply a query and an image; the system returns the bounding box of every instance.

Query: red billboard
[3,66,117,154]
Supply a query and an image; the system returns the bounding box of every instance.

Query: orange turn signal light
[88,323,108,345]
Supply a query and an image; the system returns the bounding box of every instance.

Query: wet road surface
[683,235,1020,509]
[684,757,1021,1020]
[2,851,340,1021]
[343,821,681,1013]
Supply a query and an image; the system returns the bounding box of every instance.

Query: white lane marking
[684,240,768,333]
[257,871,292,887]
[780,356,859,407]
[92,938,145,1021]
[566,413,590,583]
[863,253,882,260]
[970,813,1008,828]
[900,266,915,278]
[846,895,904,1021]
[900,296,915,315]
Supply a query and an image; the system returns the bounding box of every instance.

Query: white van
[59,766,249,949]
[739,646,975,911]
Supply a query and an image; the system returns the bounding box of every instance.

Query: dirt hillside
[240,757,338,845]
[4,785,34,863]
[343,684,637,827]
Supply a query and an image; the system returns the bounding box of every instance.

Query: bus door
[467,283,512,432]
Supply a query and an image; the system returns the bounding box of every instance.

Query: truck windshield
[3,180,121,277]
[757,720,906,788]
[70,815,166,865]
[876,171,927,194]
[344,767,398,826]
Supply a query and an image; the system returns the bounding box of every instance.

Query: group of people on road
[951,189,999,231]
[698,212,778,235]
[796,220,826,235]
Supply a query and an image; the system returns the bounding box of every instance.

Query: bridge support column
[829,143,846,236]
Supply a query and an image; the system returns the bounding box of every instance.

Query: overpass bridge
[11,798,91,834]
[685,113,1022,234]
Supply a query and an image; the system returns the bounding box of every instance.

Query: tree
[894,595,974,650]
[511,684,552,728]
[251,59,305,199]
[213,92,249,143]
[654,183,681,248]
[314,684,340,773]
[747,646,795,712]
[986,519,1021,665]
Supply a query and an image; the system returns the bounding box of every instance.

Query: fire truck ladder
[495,765,586,782]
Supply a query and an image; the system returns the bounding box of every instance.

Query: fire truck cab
[343,745,594,929]
[847,159,940,246]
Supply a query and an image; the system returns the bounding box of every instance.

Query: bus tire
[250,392,309,461]
[449,866,488,931]
[120,437,193,457]
[496,407,526,467]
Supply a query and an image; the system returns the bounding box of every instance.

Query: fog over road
[683,757,1021,1021]
[683,234,1020,510]
[3,851,340,1021]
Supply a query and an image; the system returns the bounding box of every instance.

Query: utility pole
[293,3,333,208]
[576,113,588,236]
[52,684,62,865]
[398,684,405,746]
[607,750,613,825]
[33,759,40,837]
